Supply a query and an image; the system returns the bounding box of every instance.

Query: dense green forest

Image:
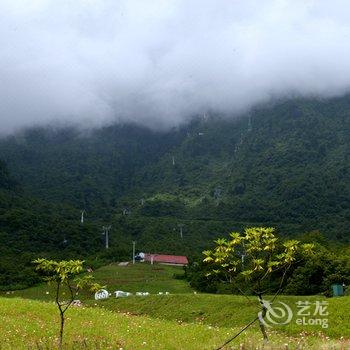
[0,160,117,289]
[186,231,350,296]
[0,96,349,289]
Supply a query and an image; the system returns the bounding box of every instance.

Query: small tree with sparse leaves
[33,258,102,349]
[203,227,313,343]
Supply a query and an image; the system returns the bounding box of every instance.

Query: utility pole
[248,114,252,132]
[102,225,111,249]
[132,241,136,264]
[214,187,222,206]
[178,224,184,239]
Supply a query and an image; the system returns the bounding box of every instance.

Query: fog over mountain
[1,0,350,133]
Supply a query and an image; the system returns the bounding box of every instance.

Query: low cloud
[1,0,350,133]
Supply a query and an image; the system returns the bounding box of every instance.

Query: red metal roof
[144,254,188,265]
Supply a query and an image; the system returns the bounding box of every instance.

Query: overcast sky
[1,0,350,133]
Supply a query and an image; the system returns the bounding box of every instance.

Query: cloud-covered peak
[1,0,350,133]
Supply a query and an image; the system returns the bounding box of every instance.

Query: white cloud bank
[1,0,350,133]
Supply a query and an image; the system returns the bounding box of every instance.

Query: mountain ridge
[0,96,349,240]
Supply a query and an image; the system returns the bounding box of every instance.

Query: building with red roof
[143,253,188,266]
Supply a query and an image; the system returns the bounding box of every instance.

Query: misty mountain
[3,1,350,133]
[0,160,18,191]
[0,124,185,216]
[1,96,349,240]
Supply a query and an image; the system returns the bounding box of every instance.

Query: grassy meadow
[0,263,191,301]
[1,263,350,349]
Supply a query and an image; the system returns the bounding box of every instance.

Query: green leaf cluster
[203,227,314,292]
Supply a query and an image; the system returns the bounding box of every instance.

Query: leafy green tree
[284,246,350,296]
[203,227,313,343]
[33,258,102,349]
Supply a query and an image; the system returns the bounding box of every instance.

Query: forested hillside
[0,125,185,216]
[1,96,349,239]
[0,160,116,289]
[0,96,349,288]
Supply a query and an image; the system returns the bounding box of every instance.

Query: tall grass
[1,298,349,349]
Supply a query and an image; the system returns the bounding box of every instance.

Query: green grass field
[96,294,350,338]
[1,297,349,350]
[0,263,192,301]
[1,263,350,349]
[90,263,193,294]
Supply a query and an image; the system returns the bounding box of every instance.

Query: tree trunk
[58,311,65,350]
[257,293,268,342]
